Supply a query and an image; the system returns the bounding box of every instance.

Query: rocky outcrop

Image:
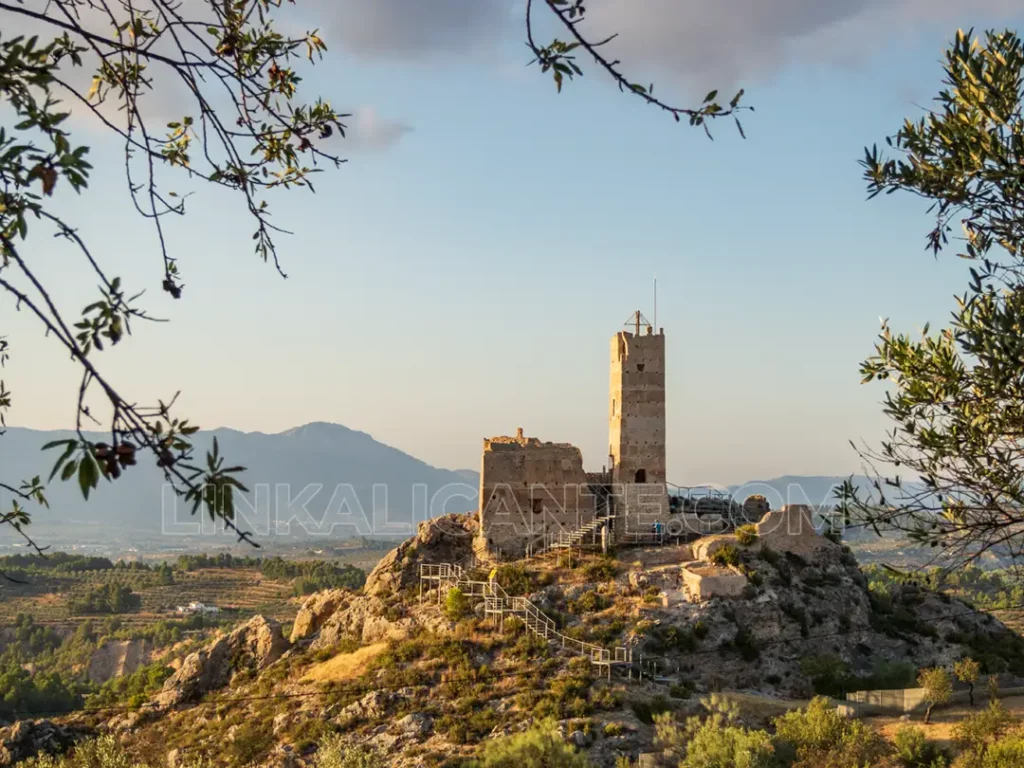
[0,720,88,766]
[335,690,395,725]
[154,615,288,708]
[691,534,740,562]
[364,513,477,598]
[755,504,838,557]
[290,589,350,643]
[394,712,433,739]
[629,534,1016,698]
[284,514,478,650]
[312,596,417,649]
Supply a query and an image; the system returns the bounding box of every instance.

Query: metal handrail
[531,515,616,559]
[420,561,630,674]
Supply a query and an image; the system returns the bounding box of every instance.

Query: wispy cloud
[344,107,413,151]
[315,0,512,58]
[575,0,1023,91]
[313,0,1021,92]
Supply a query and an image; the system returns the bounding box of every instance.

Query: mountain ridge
[0,423,476,539]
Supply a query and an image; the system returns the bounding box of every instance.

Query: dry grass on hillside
[868,695,1024,746]
[300,642,389,683]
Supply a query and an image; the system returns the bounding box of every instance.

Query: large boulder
[755,505,837,558]
[395,713,433,739]
[364,513,477,598]
[0,720,87,766]
[335,690,395,725]
[290,589,350,643]
[691,534,740,562]
[154,615,288,708]
[312,596,416,650]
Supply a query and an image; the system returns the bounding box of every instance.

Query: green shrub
[438,707,499,745]
[313,734,384,768]
[471,719,591,767]
[681,719,775,768]
[582,557,618,582]
[865,659,918,690]
[800,654,852,698]
[727,626,759,662]
[444,587,472,621]
[21,736,136,768]
[227,721,274,766]
[568,591,609,614]
[710,545,740,568]
[893,725,947,768]
[952,699,1015,754]
[603,722,625,737]
[977,728,1024,768]
[494,564,535,596]
[669,681,693,699]
[774,696,887,768]
[508,630,549,660]
[288,718,335,754]
[652,699,773,768]
[647,625,698,654]
[631,695,672,725]
[526,669,597,719]
[759,546,781,567]
[735,525,758,547]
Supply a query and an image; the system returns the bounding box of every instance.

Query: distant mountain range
[1,421,905,546]
[0,423,477,541]
[725,474,878,509]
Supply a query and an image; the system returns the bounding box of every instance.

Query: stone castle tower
[609,312,668,526]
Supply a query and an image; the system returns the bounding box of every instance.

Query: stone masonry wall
[478,429,596,558]
[609,329,666,485]
[609,328,669,530]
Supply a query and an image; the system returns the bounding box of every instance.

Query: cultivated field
[0,566,297,626]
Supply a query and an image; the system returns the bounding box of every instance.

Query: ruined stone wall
[477,429,596,558]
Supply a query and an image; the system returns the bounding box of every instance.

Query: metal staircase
[419,562,631,679]
[528,514,617,558]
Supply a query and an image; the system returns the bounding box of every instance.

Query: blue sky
[5,1,1024,486]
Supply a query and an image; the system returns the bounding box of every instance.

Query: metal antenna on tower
[654,274,657,333]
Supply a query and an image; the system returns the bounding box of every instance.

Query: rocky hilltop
[4,511,1023,767]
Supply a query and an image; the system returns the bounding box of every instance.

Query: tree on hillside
[844,29,1024,574]
[919,667,953,724]
[0,0,748,562]
[955,657,982,707]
